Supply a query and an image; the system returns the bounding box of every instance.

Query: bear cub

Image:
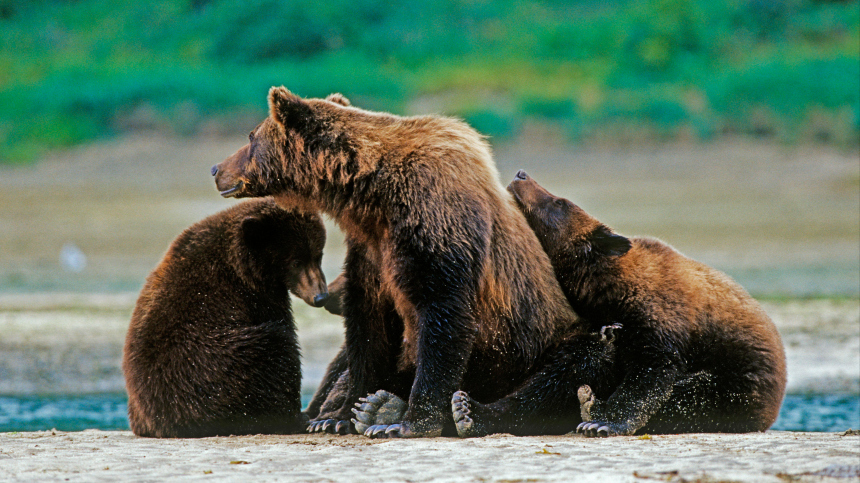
[507,170,787,436]
[123,199,329,438]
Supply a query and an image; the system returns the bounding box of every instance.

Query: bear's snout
[292,264,330,309]
[515,169,529,180]
[213,145,253,198]
[313,293,329,307]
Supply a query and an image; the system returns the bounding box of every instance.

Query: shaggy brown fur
[505,171,787,436]
[123,199,329,438]
[212,88,581,437]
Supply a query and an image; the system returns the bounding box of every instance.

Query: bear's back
[123,199,306,437]
[624,236,785,376]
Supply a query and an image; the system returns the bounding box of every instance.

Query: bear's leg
[305,344,348,422]
[309,245,404,433]
[378,309,477,438]
[641,370,775,434]
[451,334,618,437]
[631,370,719,434]
[576,354,682,437]
[369,229,491,438]
[307,370,352,434]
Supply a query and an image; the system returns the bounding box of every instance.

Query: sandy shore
[1,430,858,482]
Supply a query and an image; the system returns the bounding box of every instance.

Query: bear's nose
[515,169,529,180]
[210,165,218,176]
[313,293,329,307]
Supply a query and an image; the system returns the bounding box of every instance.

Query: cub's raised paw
[452,391,491,438]
[577,384,598,422]
[351,390,407,437]
[599,323,622,344]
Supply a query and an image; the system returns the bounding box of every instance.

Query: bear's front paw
[307,418,352,434]
[575,420,619,437]
[364,419,442,439]
[576,419,636,437]
[351,390,407,437]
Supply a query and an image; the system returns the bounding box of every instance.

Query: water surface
[0,394,856,433]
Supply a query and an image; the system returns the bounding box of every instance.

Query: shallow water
[0,394,856,433]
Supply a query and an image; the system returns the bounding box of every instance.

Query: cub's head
[507,170,631,261]
[233,200,330,308]
[212,88,354,203]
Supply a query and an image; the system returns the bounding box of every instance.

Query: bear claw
[384,424,402,437]
[576,421,612,437]
[307,418,350,434]
[334,420,350,434]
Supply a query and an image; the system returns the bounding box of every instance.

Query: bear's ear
[591,225,631,257]
[240,215,269,250]
[234,215,272,289]
[325,93,351,107]
[268,86,316,131]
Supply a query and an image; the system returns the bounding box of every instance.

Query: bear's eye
[554,198,566,208]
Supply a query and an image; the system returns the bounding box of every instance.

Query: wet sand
[1,430,858,482]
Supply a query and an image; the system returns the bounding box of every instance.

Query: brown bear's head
[507,170,631,260]
[212,87,361,208]
[234,202,330,308]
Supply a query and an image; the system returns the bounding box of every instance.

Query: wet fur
[507,173,787,435]
[123,199,327,438]
[213,89,581,436]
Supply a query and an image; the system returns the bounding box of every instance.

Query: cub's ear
[325,93,351,107]
[240,215,269,250]
[268,86,315,130]
[591,225,631,257]
[235,215,271,289]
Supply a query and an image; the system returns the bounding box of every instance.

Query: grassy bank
[1,0,858,163]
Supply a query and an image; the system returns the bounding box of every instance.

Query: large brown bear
[212,88,588,437]
[492,170,787,436]
[123,199,330,438]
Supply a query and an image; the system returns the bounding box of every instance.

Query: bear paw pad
[351,390,407,437]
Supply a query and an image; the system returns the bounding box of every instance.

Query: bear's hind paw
[452,391,492,438]
[351,390,407,436]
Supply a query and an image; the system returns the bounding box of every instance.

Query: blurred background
[0,0,857,432]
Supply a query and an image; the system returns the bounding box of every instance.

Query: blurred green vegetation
[0,0,858,162]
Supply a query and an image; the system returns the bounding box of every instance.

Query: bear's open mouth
[219,180,245,198]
